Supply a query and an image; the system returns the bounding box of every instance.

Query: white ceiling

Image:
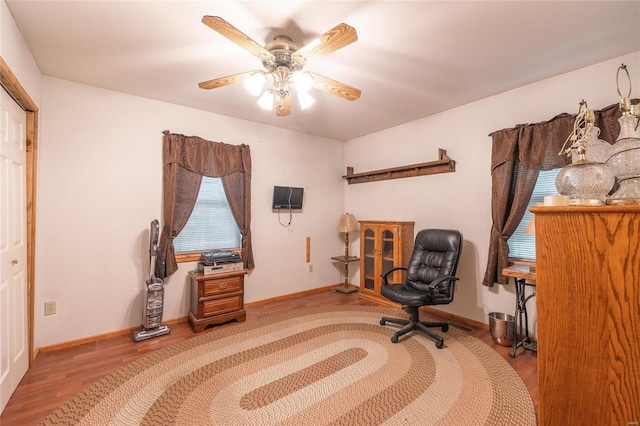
[6,1,640,141]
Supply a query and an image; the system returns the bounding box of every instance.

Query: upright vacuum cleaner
[133,219,171,342]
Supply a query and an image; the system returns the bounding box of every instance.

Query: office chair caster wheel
[436,340,444,349]
[441,324,449,332]
[391,335,399,344]
[380,319,386,325]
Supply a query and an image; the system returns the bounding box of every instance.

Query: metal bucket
[488,312,515,346]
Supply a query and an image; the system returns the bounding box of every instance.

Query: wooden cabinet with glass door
[359,221,414,303]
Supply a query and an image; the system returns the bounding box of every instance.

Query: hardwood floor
[0,290,538,425]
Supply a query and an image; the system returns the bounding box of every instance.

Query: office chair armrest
[428,275,459,288]
[381,267,407,286]
[426,275,459,298]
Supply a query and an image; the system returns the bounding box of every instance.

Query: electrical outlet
[44,301,56,316]
[308,264,313,273]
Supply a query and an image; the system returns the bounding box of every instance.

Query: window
[507,168,561,260]
[173,177,241,254]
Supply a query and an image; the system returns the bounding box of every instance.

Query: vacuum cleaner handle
[149,219,160,279]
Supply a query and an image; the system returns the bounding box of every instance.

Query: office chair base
[380,314,449,349]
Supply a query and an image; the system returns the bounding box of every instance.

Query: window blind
[173,177,241,253]
[507,168,561,260]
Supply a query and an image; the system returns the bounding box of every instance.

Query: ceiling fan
[198,16,361,116]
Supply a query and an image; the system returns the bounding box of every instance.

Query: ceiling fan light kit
[199,16,361,116]
[244,72,266,96]
[297,91,316,110]
[257,90,275,110]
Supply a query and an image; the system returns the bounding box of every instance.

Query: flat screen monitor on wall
[272,186,304,210]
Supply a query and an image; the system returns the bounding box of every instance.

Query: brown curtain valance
[482,100,631,287]
[163,131,252,177]
[159,131,254,278]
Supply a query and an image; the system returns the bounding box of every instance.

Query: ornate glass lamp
[556,104,615,205]
[571,118,610,164]
[605,64,640,204]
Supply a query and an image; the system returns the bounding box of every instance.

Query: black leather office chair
[380,229,463,349]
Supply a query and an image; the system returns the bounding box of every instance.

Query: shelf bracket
[343,149,456,184]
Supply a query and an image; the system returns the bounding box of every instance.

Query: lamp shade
[244,72,266,96]
[297,91,315,110]
[291,71,313,93]
[524,216,535,235]
[338,213,358,233]
[257,91,274,110]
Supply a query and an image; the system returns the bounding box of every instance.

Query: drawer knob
[219,282,228,290]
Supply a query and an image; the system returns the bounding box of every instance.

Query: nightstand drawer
[202,276,242,296]
[189,270,247,333]
[203,294,243,317]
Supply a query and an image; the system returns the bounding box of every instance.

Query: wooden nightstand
[188,270,247,332]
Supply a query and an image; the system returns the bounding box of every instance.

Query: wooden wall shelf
[343,149,455,184]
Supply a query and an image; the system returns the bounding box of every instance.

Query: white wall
[4,0,640,348]
[35,77,346,347]
[345,51,640,331]
[0,0,41,105]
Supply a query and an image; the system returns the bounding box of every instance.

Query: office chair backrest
[406,229,463,297]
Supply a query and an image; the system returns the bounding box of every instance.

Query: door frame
[0,56,38,367]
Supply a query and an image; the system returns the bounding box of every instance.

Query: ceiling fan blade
[308,72,361,101]
[293,23,357,62]
[202,16,273,61]
[276,96,291,116]
[198,71,258,90]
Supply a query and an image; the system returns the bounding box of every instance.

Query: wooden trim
[0,57,38,111]
[176,249,242,264]
[175,253,202,263]
[35,285,490,359]
[37,285,347,354]
[0,56,38,367]
[530,204,640,214]
[359,292,488,330]
[244,284,343,308]
[343,149,456,184]
[37,316,189,354]
[508,259,536,269]
[359,292,401,308]
[420,306,489,331]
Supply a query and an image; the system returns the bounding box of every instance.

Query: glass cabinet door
[381,229,395,276]
[358,221,414,301]
[363,227,375,291]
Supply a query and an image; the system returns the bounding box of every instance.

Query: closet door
[0,86,28,414]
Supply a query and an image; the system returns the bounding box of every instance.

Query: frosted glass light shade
[297,91,315,110]
[291,71,313,93]
[244,72,266,96]
[257,91,274,110]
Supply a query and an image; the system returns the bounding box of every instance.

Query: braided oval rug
[41,305,536,425]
